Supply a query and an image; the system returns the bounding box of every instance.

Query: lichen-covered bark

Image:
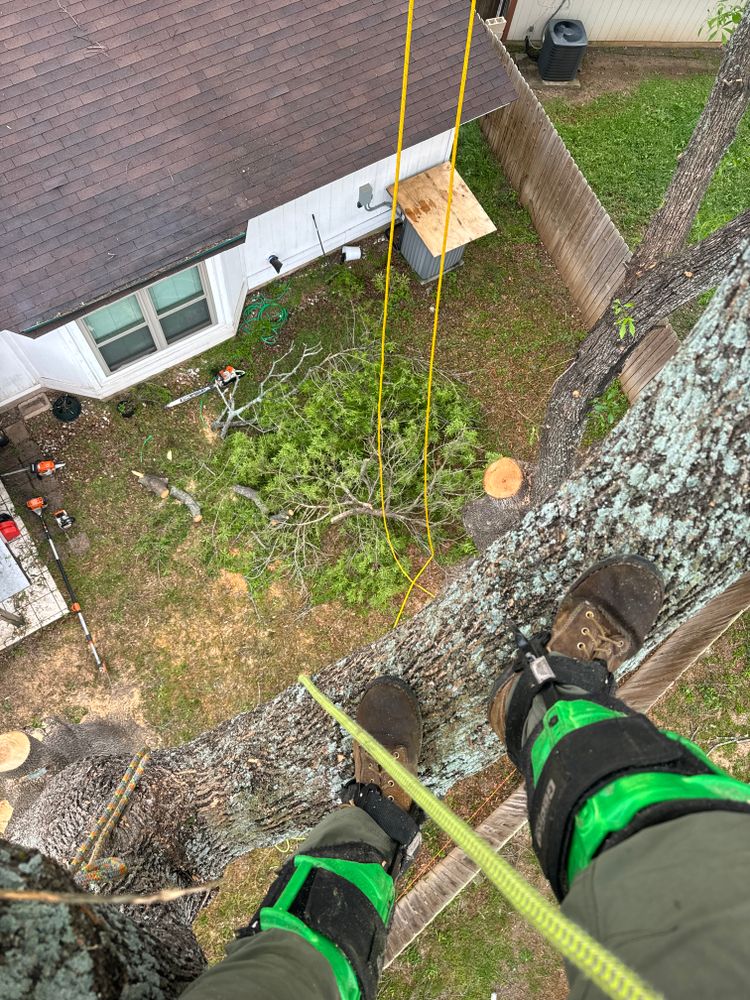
[0,841,204,998]
[531,210,750,505]
[4,249,749,993]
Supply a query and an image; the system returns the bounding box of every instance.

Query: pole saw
[26,497,107,678]
[164,366,245,409]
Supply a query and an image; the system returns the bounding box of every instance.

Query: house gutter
[19,232,246,339]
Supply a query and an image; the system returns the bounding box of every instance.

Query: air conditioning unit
[538,19,587,82]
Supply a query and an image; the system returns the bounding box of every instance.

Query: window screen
[83,296,156,371]
[149,267,211,344]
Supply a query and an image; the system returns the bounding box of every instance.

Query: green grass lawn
[547,75,750,245]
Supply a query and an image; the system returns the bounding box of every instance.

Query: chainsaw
[164,366,246,409]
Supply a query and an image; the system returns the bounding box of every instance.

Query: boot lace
[575,610,627,660]
[361,749,402,801]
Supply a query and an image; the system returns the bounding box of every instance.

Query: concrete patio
[0,479,68,652]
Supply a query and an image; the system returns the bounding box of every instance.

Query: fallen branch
[169,486,202,523]
[132,471,202,523]
[131,471,168,499]
[232,485,268,515]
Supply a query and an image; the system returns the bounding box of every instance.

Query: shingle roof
[1,1,515,335]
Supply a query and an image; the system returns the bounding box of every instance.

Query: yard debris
[132,471,202,523]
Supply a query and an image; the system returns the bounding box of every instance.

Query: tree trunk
[529,209,750,507]
[2,247,749,994]
[633,6,750,267]
[0,840,204,997]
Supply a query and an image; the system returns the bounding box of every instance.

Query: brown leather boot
[548,554,664,667]
[489,554,664,744]
[354,676,422,813]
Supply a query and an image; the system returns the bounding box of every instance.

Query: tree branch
[632,5,750,267]
[531,218,750,504]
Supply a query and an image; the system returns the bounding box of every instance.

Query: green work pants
[184,809,750,1000]
[181,806,394,1000]
[564,810,750,998]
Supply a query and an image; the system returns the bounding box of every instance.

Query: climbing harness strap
[341,780,423,876]
[300,673,665,1000]
[69,746,150,885]
[498,634,615,767]
[241,845,395,1000]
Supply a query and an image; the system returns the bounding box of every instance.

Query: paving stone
[4,421,29,445]
[17,394,51,421]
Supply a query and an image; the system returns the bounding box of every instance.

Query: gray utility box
[400,222,465,282]
[388,162,496,284]
[538,19,587,82]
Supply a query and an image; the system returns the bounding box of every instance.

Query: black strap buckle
[341,781,423,876]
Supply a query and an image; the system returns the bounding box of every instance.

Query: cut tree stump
[0,731,30,773]
[483,457,524,499]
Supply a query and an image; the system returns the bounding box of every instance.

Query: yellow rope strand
[299,674,664,1000]
[376,0,432,603]
[393,0,477,627]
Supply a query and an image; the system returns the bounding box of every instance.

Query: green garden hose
[239,288,290,345]
[299,674,664,1000]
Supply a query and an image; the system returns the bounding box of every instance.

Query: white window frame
[78,262,217,375]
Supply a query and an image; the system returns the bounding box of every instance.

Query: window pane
[85,296,145,343]
[160,299,212,343]
[149,267,204,314]
[99,326,156,370]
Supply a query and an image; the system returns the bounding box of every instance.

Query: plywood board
[388,162,496,256]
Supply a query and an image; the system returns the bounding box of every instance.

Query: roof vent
[538,19,587,82]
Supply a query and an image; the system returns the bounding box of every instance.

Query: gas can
[0,513,21,541]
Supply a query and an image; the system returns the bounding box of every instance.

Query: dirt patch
[515,45,720,106]
[217,569,249,596]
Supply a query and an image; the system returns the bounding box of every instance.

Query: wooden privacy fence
[481,27,631,328]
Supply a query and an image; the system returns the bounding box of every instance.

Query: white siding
[507,0,713,43]
[0,332,41,409]
[0,243,247,404]
[244,130,455,289]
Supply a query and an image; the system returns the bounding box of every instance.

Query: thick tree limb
[169,486,202,523]
[633,6,750,266]
[3,248,749,995]
[232,484,268,514]
[530,213,750,505]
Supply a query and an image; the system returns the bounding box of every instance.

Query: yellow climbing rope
[377,0,432,604]
[299,674,664,1000]
[393,0,477,627]
[377,0,478,626]
[69,746,150,884]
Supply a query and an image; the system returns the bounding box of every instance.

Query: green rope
[139,434,153,464]
[298,675,664,1000]
[239,290,289,345]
